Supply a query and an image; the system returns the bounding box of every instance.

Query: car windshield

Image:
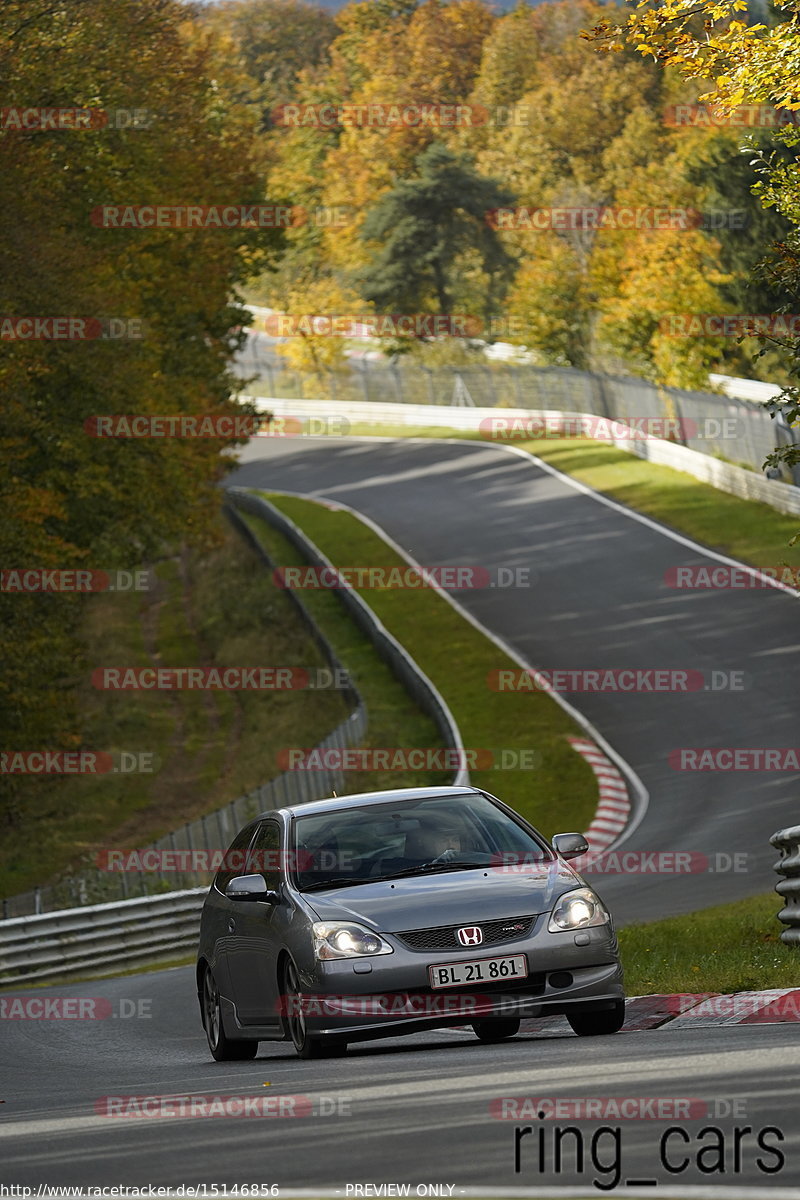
[292,793,551,891]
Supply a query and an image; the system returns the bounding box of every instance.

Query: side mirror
[552,833,589,860]
[225,874,280,903]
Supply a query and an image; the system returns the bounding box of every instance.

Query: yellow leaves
[274,277,368,374]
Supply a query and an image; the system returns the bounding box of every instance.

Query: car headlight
[548,887,610,932]
[312,921,394,960]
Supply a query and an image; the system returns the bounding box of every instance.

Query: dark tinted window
[247,820,282,890]
[213,823,257,894]
[293,793,551,890]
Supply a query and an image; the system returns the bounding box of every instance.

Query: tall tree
[357,142,516,336]
[586,0,800,468]
[0,0,280,828]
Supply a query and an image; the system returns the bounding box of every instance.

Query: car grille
[395,915,535,952]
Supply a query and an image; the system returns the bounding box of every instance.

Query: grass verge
[239,510,449,797]
[1,517,350,899]
[619,890,795,995]
[251,492,599,838]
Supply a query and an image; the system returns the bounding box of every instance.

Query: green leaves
[357,141,516,335]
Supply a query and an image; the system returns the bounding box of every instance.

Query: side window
[247,821,282,890]
[214,824,257,894]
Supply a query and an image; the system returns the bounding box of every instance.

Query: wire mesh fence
[237,346,800,483]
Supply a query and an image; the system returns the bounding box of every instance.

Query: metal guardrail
[226,488,470,787]
[771,824,800,945]
[0,888,207,984]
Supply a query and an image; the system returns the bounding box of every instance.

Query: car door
[205,822,259,997]
[225,818,284,1026]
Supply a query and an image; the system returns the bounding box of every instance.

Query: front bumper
[293,919,623,1042]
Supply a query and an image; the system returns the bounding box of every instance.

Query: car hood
[301,862,581,930]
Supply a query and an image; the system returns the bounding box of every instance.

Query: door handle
[227,917,236,934]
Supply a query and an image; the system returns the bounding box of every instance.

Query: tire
[202,966,258,1061]
[472,1017,521,1043]
[282,958,346,1059]
[566,1000,625,1037]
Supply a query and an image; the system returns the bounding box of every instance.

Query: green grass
[530,439,800,567]
[0,519,351,899]
[338,422,800,568]
[240,511,450,797]
[251,492,599,839]
[619,890,796,995]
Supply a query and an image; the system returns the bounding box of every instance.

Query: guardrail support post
[770,824,800,944]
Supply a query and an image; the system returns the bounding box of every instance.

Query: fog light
[549,971,573,989]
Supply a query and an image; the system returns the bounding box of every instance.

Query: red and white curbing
[568,735,631,852]
[516,989,800,1037]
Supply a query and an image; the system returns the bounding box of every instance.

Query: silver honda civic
[196,785,624,1059]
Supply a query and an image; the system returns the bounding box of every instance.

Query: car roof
[260,785,484,822]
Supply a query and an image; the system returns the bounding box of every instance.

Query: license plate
[428,954,528,989]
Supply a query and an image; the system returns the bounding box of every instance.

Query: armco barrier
[771,824,800,945]
[0,888,207,984]
[226,488,469,786]
[251,395,800,519]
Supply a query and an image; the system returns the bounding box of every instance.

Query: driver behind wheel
[405,819,465,863]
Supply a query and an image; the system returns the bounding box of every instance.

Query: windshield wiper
[376,861,487,881]
[299,876,368,892]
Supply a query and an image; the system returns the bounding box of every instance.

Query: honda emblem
[456,926,483,947]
